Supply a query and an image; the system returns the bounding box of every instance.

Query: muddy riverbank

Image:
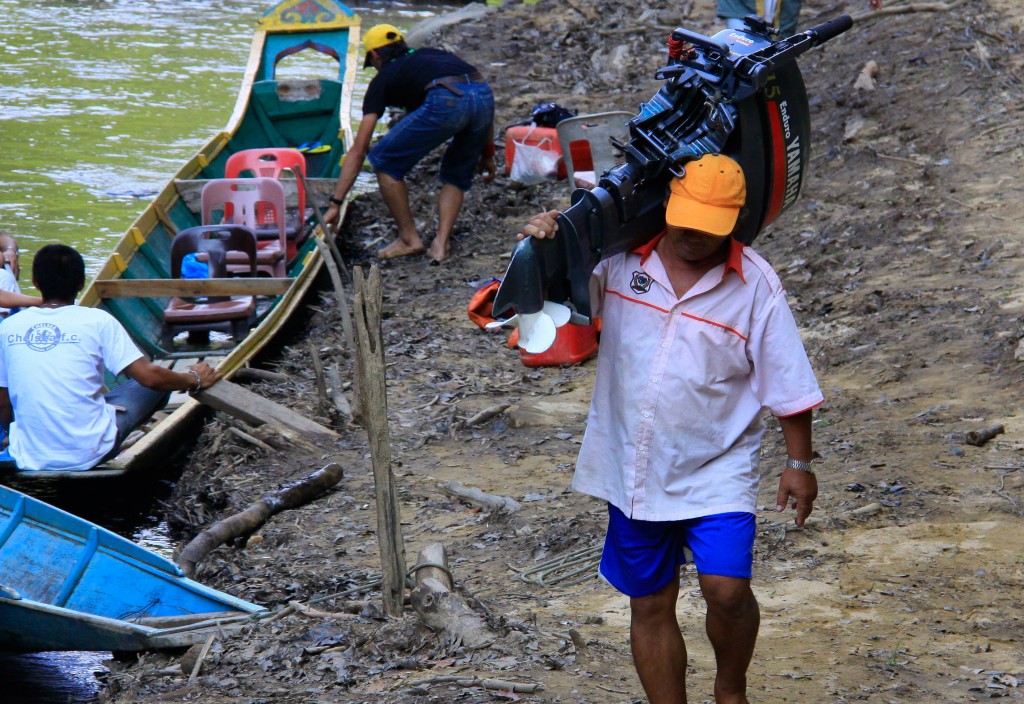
[102,0,1024,701]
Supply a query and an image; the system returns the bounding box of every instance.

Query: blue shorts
[599,503,756,598]
[368,81,494,192]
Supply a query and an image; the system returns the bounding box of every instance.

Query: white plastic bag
[510,138,560,186]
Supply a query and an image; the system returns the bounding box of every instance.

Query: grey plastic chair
[556,111,634,191]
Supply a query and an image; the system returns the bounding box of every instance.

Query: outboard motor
[492,14,853,330]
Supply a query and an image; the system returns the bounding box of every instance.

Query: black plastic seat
[161,225,258,348]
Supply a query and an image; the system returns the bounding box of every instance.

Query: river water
[0,0,452,700]
[0,0,452,285]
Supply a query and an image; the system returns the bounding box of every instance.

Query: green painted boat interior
[228,79,346,177]
[99,32,351,378]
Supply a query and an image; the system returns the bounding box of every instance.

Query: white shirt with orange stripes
[572,234,823,522]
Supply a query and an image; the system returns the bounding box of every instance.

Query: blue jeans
[368,81,495,192]
[101,379,170,461]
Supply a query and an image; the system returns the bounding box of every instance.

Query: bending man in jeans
[323,24,496,264]
[0,244,221,471]
[717,0,880,37]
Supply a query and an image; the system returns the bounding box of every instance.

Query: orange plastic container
[504,125,593,181]
[519,322,599,367]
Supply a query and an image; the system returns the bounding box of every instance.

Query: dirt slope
[102,1,1024,702]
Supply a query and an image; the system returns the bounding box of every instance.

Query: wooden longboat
[0,0,360,484]
[0,484,265,652]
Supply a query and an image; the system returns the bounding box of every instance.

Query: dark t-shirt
[362,48,479,116]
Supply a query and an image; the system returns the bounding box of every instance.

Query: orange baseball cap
[665,154,746,236]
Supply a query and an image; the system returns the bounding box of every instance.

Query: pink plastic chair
[225,148,308,248]
[201,177,287,277]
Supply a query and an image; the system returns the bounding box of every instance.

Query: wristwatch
[785,458,814,473]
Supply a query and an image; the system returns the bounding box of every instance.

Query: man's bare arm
[775,409,817,526]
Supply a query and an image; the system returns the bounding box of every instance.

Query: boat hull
[0,485,263,653]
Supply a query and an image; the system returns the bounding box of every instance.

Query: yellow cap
[363,24,403,66]
[665,154,747,236]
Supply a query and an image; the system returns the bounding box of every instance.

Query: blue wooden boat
[0,0,359,485]
[0,485,265,652]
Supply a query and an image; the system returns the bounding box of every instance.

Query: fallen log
[244,420,322,455]
[437,481,521,513]
[406,675,543,694]
[224,418,322,456]
[410,543,494,649]
[232,366,291,384]
[227,426,275,453]
[458,403,512,429]
[286,600,356,620]
[176,463,343,577]
[411,542,453,590]
[965,424,1004,447]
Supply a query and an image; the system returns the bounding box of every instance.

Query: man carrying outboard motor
[495,13,856,704]
[518,154,822,704]
[323,24,496,264]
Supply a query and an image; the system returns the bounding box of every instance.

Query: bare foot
[426,242,448,264]
[376,238,425,260]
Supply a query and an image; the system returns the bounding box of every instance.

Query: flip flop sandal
[298,141,331,154]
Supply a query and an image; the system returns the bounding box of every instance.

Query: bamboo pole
[353,265,406,617]
[293,169,355,354]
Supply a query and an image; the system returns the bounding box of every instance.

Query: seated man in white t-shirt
[0,231,20,282]
[0,232,36,318]
[0,244,222,471]
[0,267,19,306]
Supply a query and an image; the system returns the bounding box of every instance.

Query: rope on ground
[513,544,602,587]
[407,561,454,585]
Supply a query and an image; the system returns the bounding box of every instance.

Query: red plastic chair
[225,148,308,251]
[201,177,287,277]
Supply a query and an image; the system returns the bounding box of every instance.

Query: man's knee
[700,575,756,618]
[630,580,680,623]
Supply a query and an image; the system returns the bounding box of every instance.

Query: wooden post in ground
[353,265,406,617]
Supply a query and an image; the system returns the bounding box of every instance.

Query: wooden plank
[152,203,179,236]
[194,380,337,444]
[93,278,293,299]
[174,178,338,214]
